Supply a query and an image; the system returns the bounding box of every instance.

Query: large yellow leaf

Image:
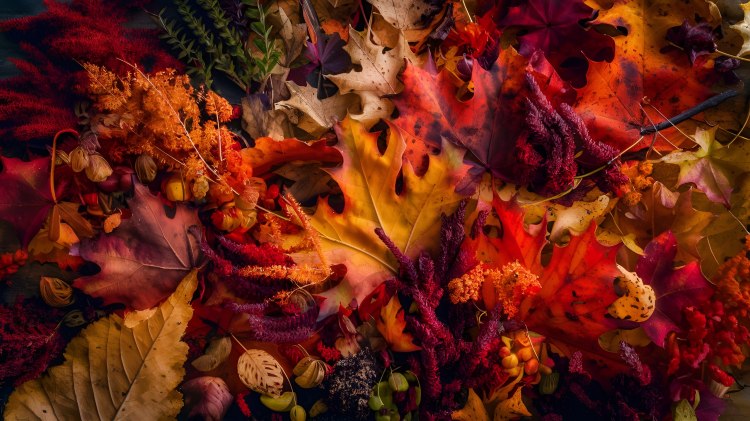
[4,271,198,421]
[298,117,465,315]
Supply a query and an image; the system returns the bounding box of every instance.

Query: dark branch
[640,90,739,135]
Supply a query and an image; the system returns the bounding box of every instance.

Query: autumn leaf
[368,0,447,43]
[237,349,286,398]
[599,182,715,262]
[731,1,750,57]
[575,0,719,152]
[499,0,615,87]
[393,47,576,192]
[376,295,421,352]
[451,388,490,421]
[518,222,622,354]
[327,27,420,126]
[0,156,66,246]
[636,231,714,347]
[240,136,342,176]
[493,387,532,421]
[466,196,547,276]
[697,174,750,278]
[470,197,621,355]
[275,81,357,136]
[660,127,750,206]
[73,182,201,310]
[4,271,198,421]
[293,117,466,315]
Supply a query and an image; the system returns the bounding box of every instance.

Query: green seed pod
[539,372,560,395]
[290,405,306,421]
[389,372,409,392]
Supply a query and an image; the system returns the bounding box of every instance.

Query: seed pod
[86,154,113,182]
[293,357,328,388]
[69,147,89,172]
[55,149,70,165]
[135,154,157,183]
[40,276,74,307]
[62,310,86,327]
[539,372,560,395]
[309,400,327,417]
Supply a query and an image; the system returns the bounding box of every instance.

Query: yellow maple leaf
[294,117,465,315]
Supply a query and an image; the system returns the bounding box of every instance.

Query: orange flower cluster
[449,261,541,318]
[83,64,251,203]
[620,161,654,207]
[715,235,750,315]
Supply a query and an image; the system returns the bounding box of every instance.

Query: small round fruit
[499,346,512,358]
[505,366,522,377]
[517,347,533,362]
[501,354,519,369]
[524,359,539,375]
[388,373,409,392]
[163,174,191,202]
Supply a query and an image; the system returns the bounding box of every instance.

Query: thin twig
[639,90,739,135]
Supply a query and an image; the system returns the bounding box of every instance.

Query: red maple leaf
[468,197,622,355]
[499,0,615,87]
[393,48,575,192]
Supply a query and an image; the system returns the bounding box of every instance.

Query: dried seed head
[192,175,210,200]
[70,146,89,172]
[135,154,157,183]
[40,276,74,307]
[85,154,113,182]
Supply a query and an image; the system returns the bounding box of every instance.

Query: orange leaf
[575,0,718,152]
[376,295,421,352]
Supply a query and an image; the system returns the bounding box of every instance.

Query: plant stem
[639,90,739,135]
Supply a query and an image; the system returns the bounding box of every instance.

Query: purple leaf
[637,232,714,347]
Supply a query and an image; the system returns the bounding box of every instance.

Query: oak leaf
[294,117,465,315]
[73,183,201,310]
[376,295,421,353]
[275,81,357,136]
[3,271,198,421]
[368,0,446,43]
[327,28,420,126]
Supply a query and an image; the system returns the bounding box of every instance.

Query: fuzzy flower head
[448,261,541,319]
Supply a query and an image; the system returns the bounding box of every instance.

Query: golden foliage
[4,271,198,420]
